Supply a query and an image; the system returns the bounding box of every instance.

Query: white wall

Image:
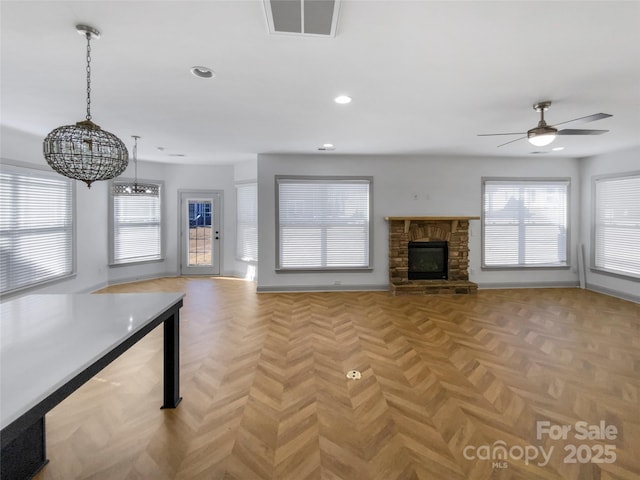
[104,161,239,285]
[234,159,258,183]
[163,163,236,278]
[1,125,241,295]
[1,126,110,294]
[257,153,582,291]
[579,146,640,302]
[105,160,173,285]
[4,122,634,300]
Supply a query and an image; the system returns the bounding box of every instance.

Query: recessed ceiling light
[318,143,336,151]
[190,66,215,79]
[334,95,352,104]
[552,147,565,151]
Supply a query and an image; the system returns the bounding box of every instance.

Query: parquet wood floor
[34,278,639,480]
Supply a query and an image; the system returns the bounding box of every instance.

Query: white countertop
[0,292,184,429]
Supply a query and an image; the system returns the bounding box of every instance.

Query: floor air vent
[264,0,341,37]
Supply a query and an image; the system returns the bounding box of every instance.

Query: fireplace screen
[408,241,448,280]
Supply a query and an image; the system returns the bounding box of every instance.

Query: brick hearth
[385,216,479,295]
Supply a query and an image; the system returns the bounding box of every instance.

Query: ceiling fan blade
[552,113,612,127]
[496,136,527,147]
[477,132,526,136]
[557,129,609,135]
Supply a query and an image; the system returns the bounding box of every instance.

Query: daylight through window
[593,173,640,278]
[0,164,74,294]
[276,176,372,270]
[482,178,569,268]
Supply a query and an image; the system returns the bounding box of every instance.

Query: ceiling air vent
[264,0,341,37]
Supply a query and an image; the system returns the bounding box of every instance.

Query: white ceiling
[2,1,639,165]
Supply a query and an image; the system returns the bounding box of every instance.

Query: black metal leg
[161,311,182,409]
[1,416,49,479]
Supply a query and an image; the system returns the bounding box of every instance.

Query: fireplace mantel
[384,216,479,234]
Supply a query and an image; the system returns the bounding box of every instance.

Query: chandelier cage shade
[113,183,160,196]
[43,25,128,188]
[44,121,129,188]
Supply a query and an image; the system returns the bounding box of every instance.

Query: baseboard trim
[478,281,580,290]
[256,284,389,293]
[88,277,637,303]
[98,272,179,292]
[585,283,640,304]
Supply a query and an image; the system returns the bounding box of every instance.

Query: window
[593,173,640,278]
[482,178,569,268]
[236,182,258,262]
[110,181,163,265]
[276,176,372,270]
[0,163,74,294]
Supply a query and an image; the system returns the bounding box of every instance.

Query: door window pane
[189,200,212,266]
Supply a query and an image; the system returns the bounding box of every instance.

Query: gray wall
[1,125,250,295]
[3,123,636,301]
[579,146,639,302]
[257,153,582,291]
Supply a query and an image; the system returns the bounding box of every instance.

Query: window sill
[276,267,374,274]
[236,257,258,264]
[590,267,640,281]
[482,264,570,271]
[1,273,77,299]
[109,258,165,268]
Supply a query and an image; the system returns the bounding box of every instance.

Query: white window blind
[111,182,162,264]
[483,179,569,268]
[594,173,640,278]
[276,177,371,270]
[0,164,74,294]
[236,183,258,262]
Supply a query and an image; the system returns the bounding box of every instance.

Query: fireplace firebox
[408,241,448,280]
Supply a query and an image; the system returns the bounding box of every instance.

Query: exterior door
[180,191,221,275]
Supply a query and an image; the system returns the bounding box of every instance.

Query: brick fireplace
[385,216,479,295]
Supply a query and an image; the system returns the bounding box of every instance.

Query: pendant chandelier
[112,136,159,196]
[43,25,128,188]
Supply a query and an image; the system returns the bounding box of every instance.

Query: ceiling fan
[478,101,612,148]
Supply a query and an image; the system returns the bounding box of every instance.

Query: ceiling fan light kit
[527,101,557,146]
[43,24,128,188]
[478,100,612,150]
[527,127,557,147]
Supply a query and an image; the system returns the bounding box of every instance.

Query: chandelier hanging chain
[85,32,92,121]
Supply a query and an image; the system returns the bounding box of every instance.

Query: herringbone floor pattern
[34,278,639,480]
